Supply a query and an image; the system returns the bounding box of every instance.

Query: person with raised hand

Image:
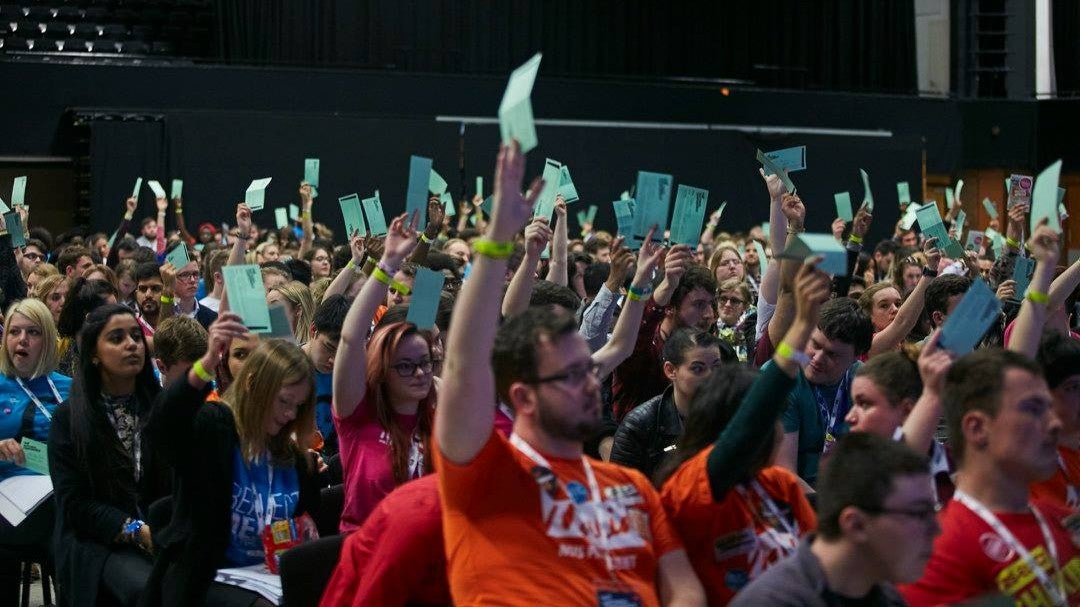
[754,191,805,366]
[579,235,632,353]
[435,142,705,606]
[501,216,553,318]
[333,211,438,531]
[1006,221,1062,356]
[859,236,941,357]
[753,169,790,345]
[139,312,321,606]
[297,182,315,259]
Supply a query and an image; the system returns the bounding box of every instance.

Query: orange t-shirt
[661,447,816,605]
[1030,445,1080,510]
[435,431,683,607]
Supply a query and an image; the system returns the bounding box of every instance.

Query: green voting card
[955,210,967,236]
[613,199,634,243]
[753,240,768,268]
[982,198,998,220]
[558,165,579,203]
[1030,160,1062,234]
[362,191,389,236]
[499,52,542,153]
[289,203,299,221]
[955,179,965,207]
[223,265,271,333]
[762,146,806,175]
[938,279,1001,355]
[268,305,295,341]
[275,208,288,230]
[5,212,25,248]
[715,201,727,223]
[0,196,9,214]
[147,180,167,199]
[986,227,1005,257]
[171,179,183,200]
[755,149,795,194]
[429,169,448,196]
[106,229,119,251]
[11,176,26,206]
[966,230,986,251]
[480,195,493,217]
[896,182,910,207]
[900,203,920,230]
[132,177,143,198]
[338,194,366,238]
[406,268,445,330]
[834,192,853,222]
[20,437,48,475]
[859,169,874,212]
[245,178,272,211]
[1012,256,1036,303]
[576,210,587,226]
[632,171,673,248]
[304,158,320,198]
[620,190,631,201]
[945,187,955,210]
[585,204,598,224]
[669,184,709,246]
[441,192,454,217]
[407,156,433,230]
[915,203,963,259]
[476,176,483,198]
[534,158,563,221]
[778,233,846,276]
[165,243,190,269]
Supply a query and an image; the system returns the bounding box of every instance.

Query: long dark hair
[56,277,118,338]
[68,304,161,495]
[653,365,767,487]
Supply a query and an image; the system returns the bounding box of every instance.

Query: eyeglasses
[176,271,200,282]
[529,362,601,388]
[719,296,746,306]
[23,252,44,261]
[390,358,433,377]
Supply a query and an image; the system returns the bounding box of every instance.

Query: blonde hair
[32,274,67,301]
[309,276,332,304]
[270,281,315,343]
[83,264,117,289]
[29,263,59,282]
[0,299,60,379]
[708,244,743,276]
[221,340,316,466]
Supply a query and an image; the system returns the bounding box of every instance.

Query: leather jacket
[609,386,683,479]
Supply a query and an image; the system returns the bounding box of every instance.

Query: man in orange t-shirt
[434,143,705,606]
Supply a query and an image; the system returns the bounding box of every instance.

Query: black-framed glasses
[390,358,433,377]
[176,271,200,282]
[529,362,601,388]
[23,252,44,261]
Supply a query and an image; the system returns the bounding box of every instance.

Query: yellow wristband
[1006,237,1020,248]
[419,233,432,244]
[159,295,174,304]
[1026,289,1049,305]
[372,267,392,285]
[192,360,215,382]
[776,341,810,366]
[848,234,863,245]
[390,281,412,296]
[473,238,514,260]
[626,290,643,302]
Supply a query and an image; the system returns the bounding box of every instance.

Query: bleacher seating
[0,0,214,58]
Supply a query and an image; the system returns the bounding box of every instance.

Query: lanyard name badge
[15,376,61,421]
[736,480,798,557]
[509,434,643,606]
[258,461,318,573]
[954,490,1068,606]
[813,368,851,454]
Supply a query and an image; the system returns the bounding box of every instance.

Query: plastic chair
[279,535,345,607]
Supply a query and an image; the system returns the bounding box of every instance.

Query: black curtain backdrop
[214,0,917,93]
[89,110,922,246]
[1054,0,1080,95]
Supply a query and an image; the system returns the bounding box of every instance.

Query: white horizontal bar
[435,115,892,138]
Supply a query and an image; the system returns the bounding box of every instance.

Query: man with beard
[133,261,164,339]
[435,142,705,606]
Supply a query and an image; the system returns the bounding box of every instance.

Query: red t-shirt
[435,431,683,606]
[319,475,449,607]
[661,447,816,605]
[900,496,1080,606]
[334,396,425,532]
[1030,445,1080,511]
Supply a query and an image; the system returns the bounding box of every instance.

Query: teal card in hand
[669,184,709,246]
[407,156,433,230]
[289,203,300,221]
[585,204,598,224]
[443,192,456,217]
[896,182,910,207]
[362,191,389,236]
[304,158,320,198]
[268,305,295,341]
[245,178,272,211]
[900,204,920,230]
[20,437,48,475]
[753,240,768,267]
[955,210,967,236]
[339,194,366,238]
[558,165,579,203]
[534,158,563,221]
[0,197,9,214]
[576,210,586,226]
[945,187,955,210]
[859,169,874,212]
[5,212,25,248]
[834,192,853,222]
[165,243,190,269]
[429,169,448,196]
[274,208,288,229]
[938,279,1001,355]
[631,171,672,248]
[778,233,847,276]
[954,180,965,208]
[1012,256,1036,301]
[982,198,998,220]
[147,180,167,199]
[480,195,493,216]
[613,199,634,243]
[11,176,26,206]
[222,265,271,333]
[132,177,143,198]
[498,52,543,153]
[406,268,446,330]
[915,203,963,259]
[1030,160,1062,234]
[106,229,119,251]
[171,179,183,200]
[755,149,795,194]
[762,146,806,174]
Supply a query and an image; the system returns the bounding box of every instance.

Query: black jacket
[138,372,321,607]
[609,386,683,479]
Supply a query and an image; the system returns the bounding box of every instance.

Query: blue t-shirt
[0,372,72,480]
[226,447,300,567]
[313,371,335,455]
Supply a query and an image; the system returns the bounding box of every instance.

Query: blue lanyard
[811,368,852,438]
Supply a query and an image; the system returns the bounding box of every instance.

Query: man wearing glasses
[18,238,47,279]
[159,243,218,330]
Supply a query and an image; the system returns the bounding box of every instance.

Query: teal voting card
[982,198,998,220]
[762,146,806,174]
[669,185,709,246]
[632,172,672,249]
[834,192,853,222]
[755,149,795,194]
[498,52,542,153]
[362,191,389,236]
[275,208,288,229]
[223,265,271,333]
[20,438,48,475]
[171,179,183,200]
[778,233,847,276]
[11,176,26,206]
[245,178,272,211]
[558,165,579,203]
[534,158,563,221]
[429,169,448,196]
[165,243,190,269]
[1031,160,1062,234]
[339,194,366,238]
[407,156,433,230]
[859,169,874,212]
[304,158,320,198]
[406,268,445,330]
[132,177,143,198]
[896,182,910,207]
[938,279,1001,355]
[1011,256,1036,303]
[5,212,25,248]
[147,180,167,199]
[613,199,634,243]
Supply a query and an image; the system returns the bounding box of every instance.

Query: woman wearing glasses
[333,213,438,531]
[715,278,757,363]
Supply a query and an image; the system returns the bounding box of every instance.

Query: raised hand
[995,279,1017,302]
[780,193,805,231]
[349,231,367,265]
[382,212,420,265]
[633,227,665,286]
[759,168,787,200]
[1028,220,1061,266]
[159,262,177,292]
[792,259,831,323]
[852,205,873,239]
[1006,202,1028,243]
[155,195,168,214]
[0,438,24,465]
[923,237,942,271]
[235,203,252,236]
[299,182,314,210]
[366,236,385,261]
[604,236,634,292]
[554,196,567,219]
[917,330,953,397]
[831,218,845,241]
[662,243,692,287]
[523,217,553,258]
[203,312,249,368]
[125,196,137,216]
[426,196,446,237]
[490,142,543,240]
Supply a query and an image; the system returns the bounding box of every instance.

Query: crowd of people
[0,138,1077,607]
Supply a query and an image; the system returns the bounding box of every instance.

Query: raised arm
[759,169,789,307]
[154,195,167,256]
[106,197,138,267]
[323,232,365,301]
[901,330,954,454]
[227,204,251,267]
[1007,222,1060,357]
[174,197,196,246]
[297,182,314,258]
[333,213,419,419]
[867,238,940,357]
[699,207,722,247]
[501,217,551,318]
[546,197,569,286]
[158,262,177,322]
[592,229,667,378]
[0,214,26,303]
[437,142,542,465]
[410,196,444,265]
[765,193,806,349]
[579,237,630,351]
[1048,256,1080,309]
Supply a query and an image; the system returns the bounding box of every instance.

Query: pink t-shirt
[334,396,422,533]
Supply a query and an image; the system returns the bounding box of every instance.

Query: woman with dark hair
[610,328,723,477]
[334,213,437,531]
[56,277,119,376]
[48,304,165,606]
[658,263,829,605]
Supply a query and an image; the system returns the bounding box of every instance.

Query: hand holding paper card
[429,169,448,196]
[982,198,998,220]
[954,180,964,208]
[0,197,9,214]
[165,243,190,269]
[669,185,709,246]
[896,182,910,207]
[406,268,446,330]
[362,192,389,236]
[443,192,456,217]
[859,169,874,212]
[938,279,1002,355]
[613,199,634,243]
[945,187,954,211]
[11,176,26,206]
[338,194,366,238]
[585,204,598,224]
[915,203,964,259]
[476,176,483,198]
[223,265,271,332]
[632,171,672,248]
[407,156,433,231]
[1008,174,1033,209]
[147,180,167,199]
[304,158,320,198]
[275,208,288,229]
[479,195,493,217]
[756,149,795,194]
[498,52,542,153]
[762,146,807,174]
[779,233,847,276]
[557,165,579,203]
[20,438,48,475]
[899,204,920,230]
[1011,255,1036,302]
[534,158,563,221]
[1030,160,1062,234]
[132,177,143,198]
[834,192,853,222]
[245,178,272,211]
[171,179,183,200]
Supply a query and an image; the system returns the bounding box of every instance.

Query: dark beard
[535,399,601,443]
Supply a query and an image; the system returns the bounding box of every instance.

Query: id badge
[595,580,643,607]
[260,519,295,574]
